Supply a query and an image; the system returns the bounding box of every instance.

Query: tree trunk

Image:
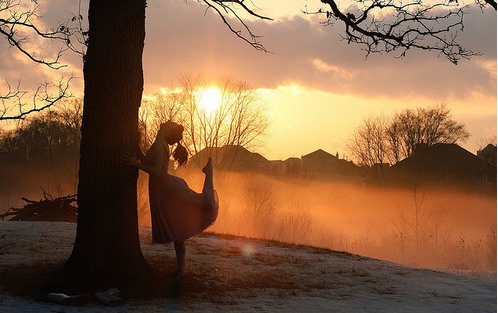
[65,0,148,288]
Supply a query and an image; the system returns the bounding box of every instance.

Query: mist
[138,168,497,272]
[0,162,494,272]
[0,159,79,209]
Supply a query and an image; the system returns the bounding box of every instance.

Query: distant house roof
[479,144,497,155]
[477,144,497,167]
[187,146,366,179]
[189,145,269,171]
[302,149,336,160]
[377,143,496,187]
[301,149,361,178]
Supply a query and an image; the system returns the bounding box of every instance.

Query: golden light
[199,87,222,114]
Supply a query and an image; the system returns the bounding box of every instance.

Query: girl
[127,121,218,279]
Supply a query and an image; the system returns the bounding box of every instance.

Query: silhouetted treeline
[0,99,82,165]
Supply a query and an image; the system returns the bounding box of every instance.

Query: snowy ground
[0,221,495,312]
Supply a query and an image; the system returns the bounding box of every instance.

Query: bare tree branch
[0,75,73,120]
[0,1,81,121]
[0,0,80,68]
[201,0,272,52]
[306,0,486,64]
[476,0,497,10]
[64,0,89,56]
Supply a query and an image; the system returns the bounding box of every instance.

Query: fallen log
[0,192,78,223]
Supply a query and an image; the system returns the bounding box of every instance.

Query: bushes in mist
[241,177,314,243]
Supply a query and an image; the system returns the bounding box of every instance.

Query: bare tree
[348,104,470,168]
[385,119,403,164]
[393,104,469,158]
[139,75,269,167]
[348,116,389,169]
[392,108,420,158]
[181,76,268,153]
[139,91,186,150]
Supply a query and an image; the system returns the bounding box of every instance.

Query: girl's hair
[173,141,188,166]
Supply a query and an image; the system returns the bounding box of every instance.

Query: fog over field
[140,169,497,272]
[0,161,495,272]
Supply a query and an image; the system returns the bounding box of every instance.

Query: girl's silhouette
[127,121,218,279]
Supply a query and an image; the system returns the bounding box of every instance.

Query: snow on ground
[0,221,496,312]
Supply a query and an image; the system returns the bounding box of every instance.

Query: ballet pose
[126,121,218,278]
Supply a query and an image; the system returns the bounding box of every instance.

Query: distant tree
[139,91,185,151]
[348,104,469,167]
[385,118,403,164]
[391,104,470,159]
[139,75,269,167]
[348,116,390,169]
[53,98,83,147]
[181,76,268,154]
[0,99,82,162]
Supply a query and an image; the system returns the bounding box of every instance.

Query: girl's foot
[202,157,213,175]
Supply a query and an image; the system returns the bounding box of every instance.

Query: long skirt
[149,173,218,243]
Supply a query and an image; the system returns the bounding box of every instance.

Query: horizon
[194,140,493,162]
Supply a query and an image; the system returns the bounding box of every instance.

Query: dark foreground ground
[0,221,495,312]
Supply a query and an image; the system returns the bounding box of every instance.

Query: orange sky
[141,0,497,160]
[1,0,496,161]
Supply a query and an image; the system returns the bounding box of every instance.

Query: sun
[199,87,222,114]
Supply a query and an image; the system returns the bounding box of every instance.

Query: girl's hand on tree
[124,153,139,167]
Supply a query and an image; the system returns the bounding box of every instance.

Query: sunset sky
[2,0,496,160]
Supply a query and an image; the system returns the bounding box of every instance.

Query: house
[269,157,301,176]
[301,149,361,180]
[189,146,362,181]
[477,144,497,167]
[301,149,338,176]
[373,143,496,188]
[188,145,269,172]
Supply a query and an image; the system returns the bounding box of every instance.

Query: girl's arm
[126,144,163,177]
[135,144,146,163]
[135,131,146,162]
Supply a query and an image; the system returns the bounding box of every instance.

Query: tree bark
[65,0,148,288]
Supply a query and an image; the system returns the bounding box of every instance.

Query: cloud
[1,0,495,105]
[143,0,496,103]
[0,1,84,94]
